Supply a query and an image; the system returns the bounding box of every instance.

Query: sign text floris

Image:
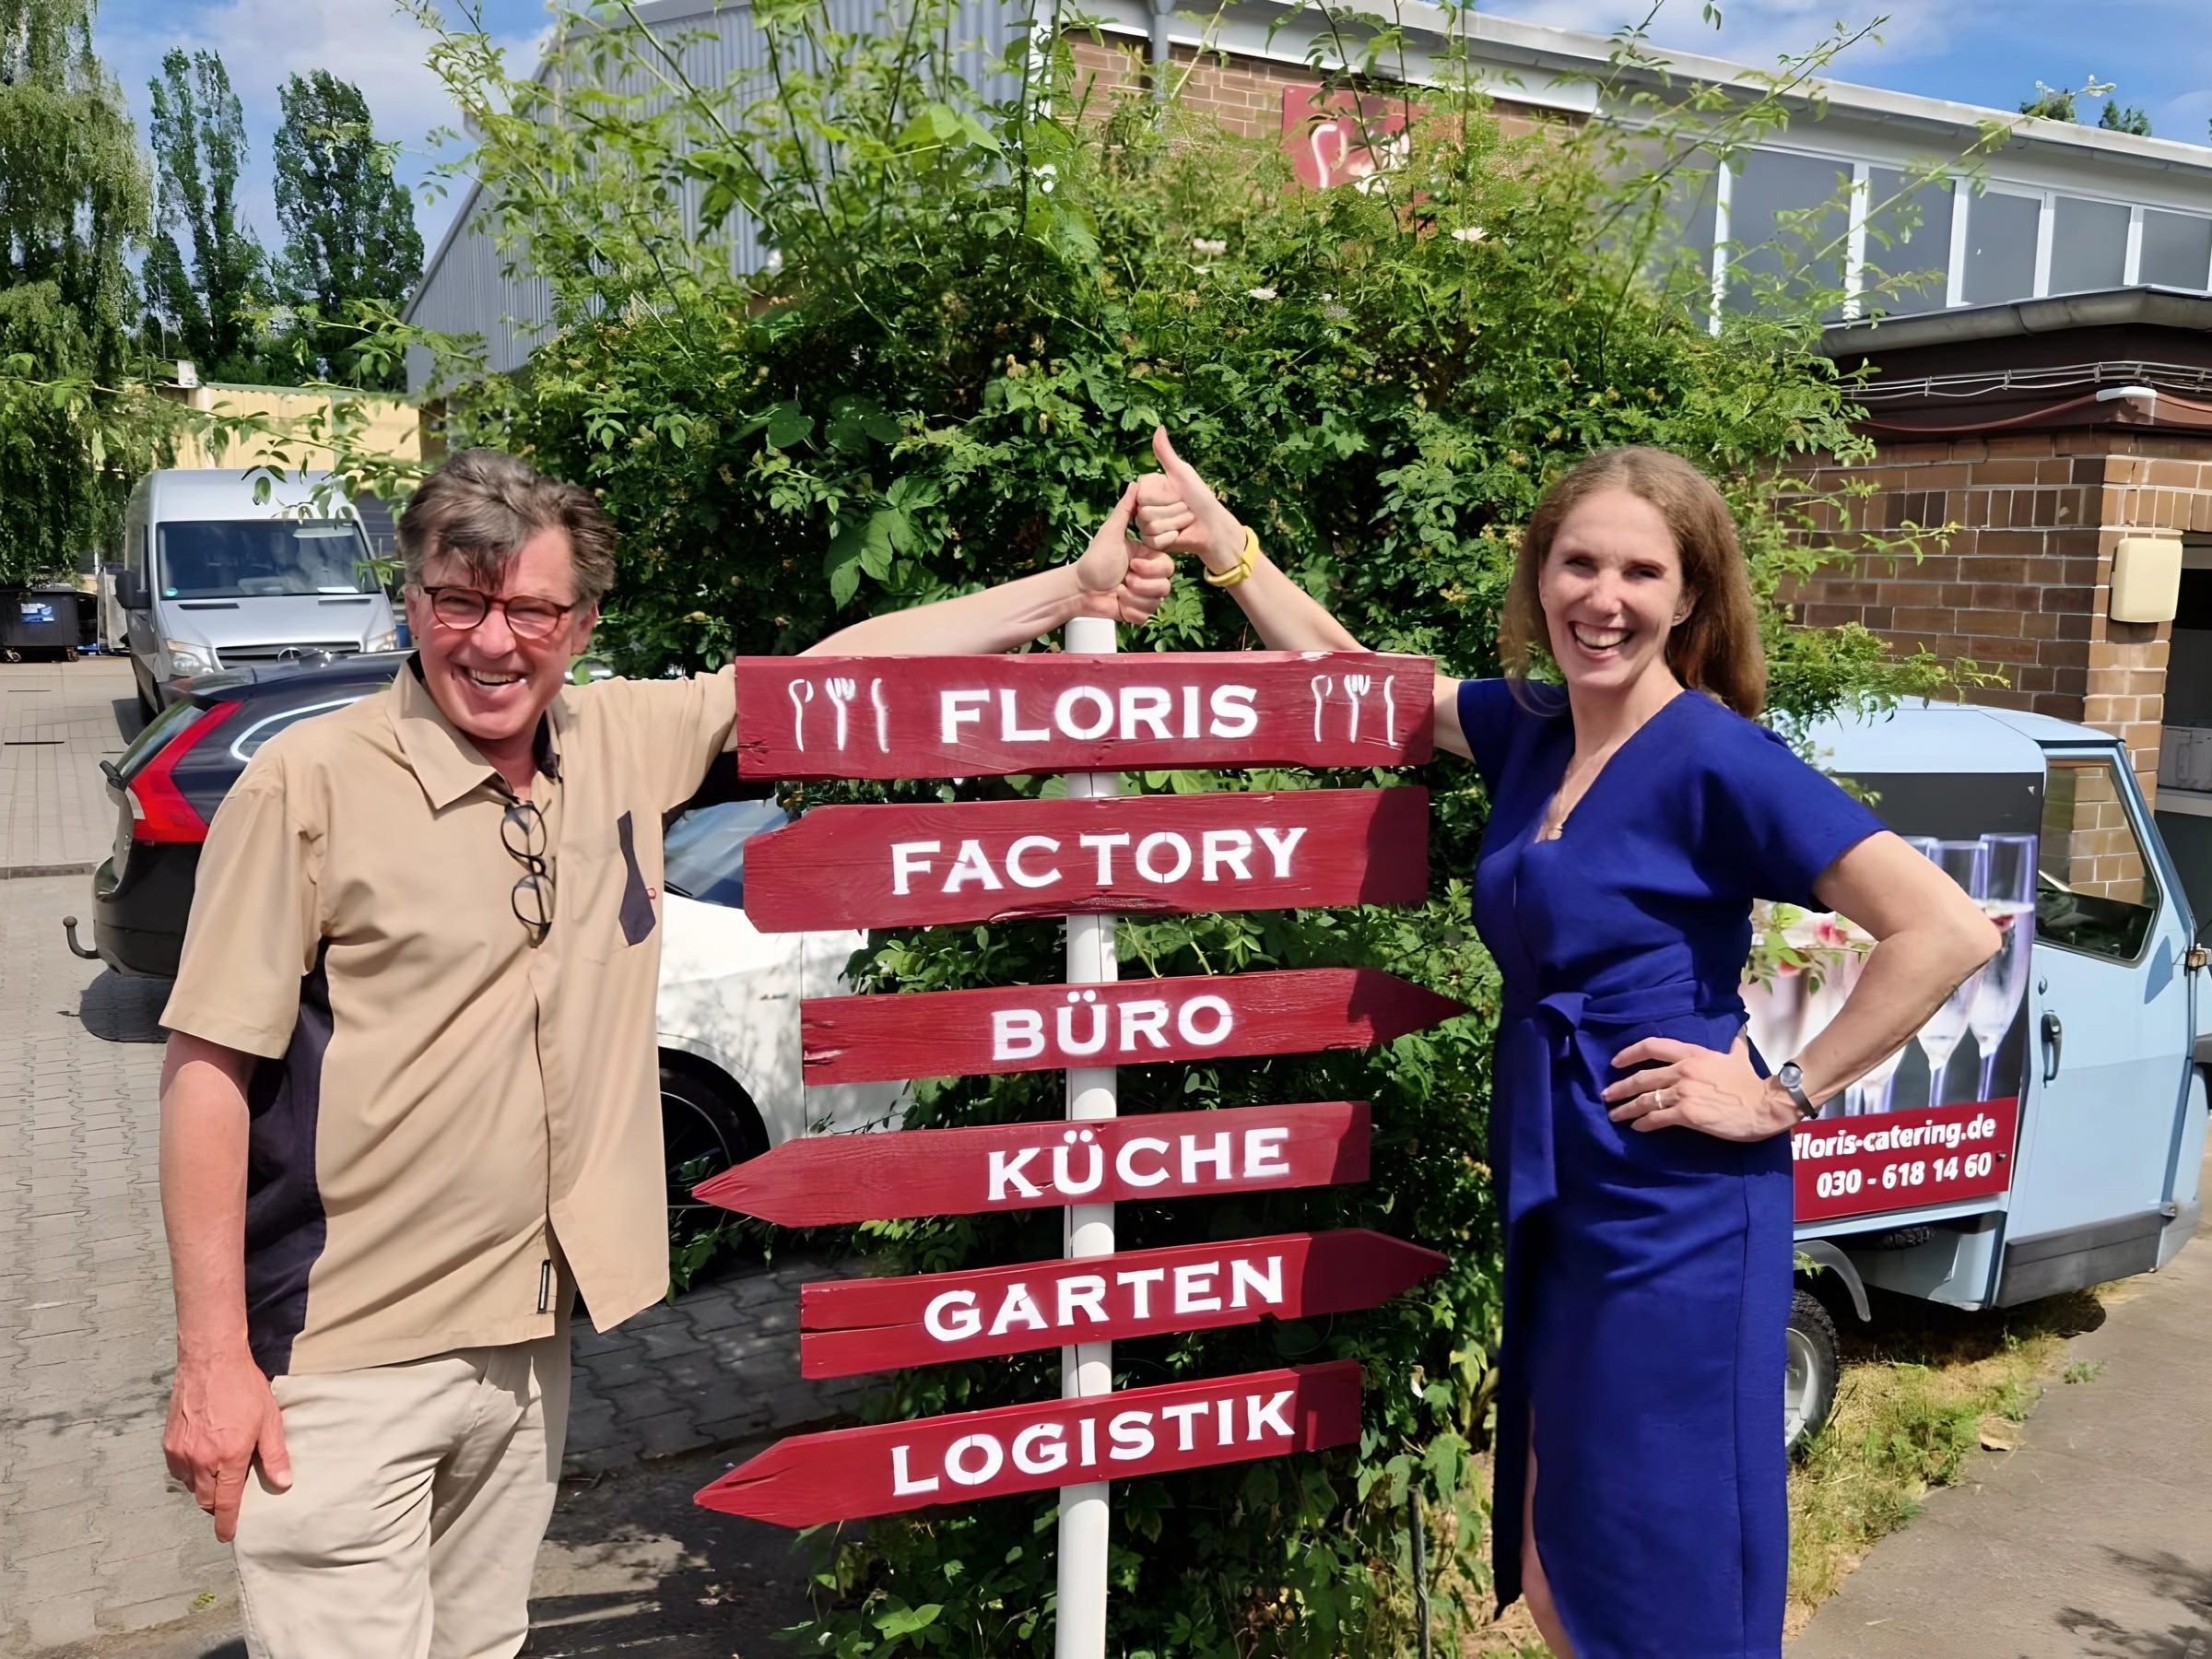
[801,968,1465,1085]
[742,787,1429,932]
[693,1100,1371,1227]
[694,1361,1364,1525]
[736,653,1433,780]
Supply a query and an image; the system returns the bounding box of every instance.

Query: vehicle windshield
[156,519,374,600]
[664,799,789,909]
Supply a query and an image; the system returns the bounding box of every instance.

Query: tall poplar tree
[0,0,164,584]
[144,47,268,382]
[272,69,423,389]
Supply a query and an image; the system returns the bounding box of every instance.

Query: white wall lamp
[2111,535,2183,625]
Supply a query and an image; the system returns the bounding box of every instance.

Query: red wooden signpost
[801,967,1466,1084]
[735,652,1434,780]
[692,1100,1371,1226]
[695,1360,1365,1526]
[741,786,1430,932]
[699,631,1450,1658]
[799,1230,1448,1377]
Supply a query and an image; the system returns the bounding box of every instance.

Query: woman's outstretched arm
[1604,832,2001,1140]
[1131,428,1472,759]
[802,487,1171,657]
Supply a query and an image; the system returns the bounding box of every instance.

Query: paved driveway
[0,657,137,877]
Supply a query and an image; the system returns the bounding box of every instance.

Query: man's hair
[397,449,618,606]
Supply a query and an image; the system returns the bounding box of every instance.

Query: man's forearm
[802,564,1089,659]
[160,1034,257,1361]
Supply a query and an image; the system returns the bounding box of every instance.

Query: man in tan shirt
[159,450,1165,1657]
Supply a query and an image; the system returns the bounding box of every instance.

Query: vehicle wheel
[132,662,158,721]
[1784,1288,1841,1453]
[659,1053,768,1221]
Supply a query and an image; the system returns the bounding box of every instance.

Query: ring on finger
[1655,1087,1669,1111]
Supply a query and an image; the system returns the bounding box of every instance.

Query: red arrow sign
[692,1100,1371,1226]
[736,653,1433,780]
[799,1230,1445,1377]
[695,1360,1364,1525]
[802,968,1466,1085]
[742,787,1429,932]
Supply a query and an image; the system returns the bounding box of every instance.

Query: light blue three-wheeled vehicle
[1764,701,2209,1444]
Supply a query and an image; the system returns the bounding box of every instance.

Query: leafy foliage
[337,0,2007,1649]
[270,69,424,388]
[0,0,171,583]
[144,47,270,382]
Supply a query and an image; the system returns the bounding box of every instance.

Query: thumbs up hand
[1135,427,1247,577]
[1074,482,1175,624]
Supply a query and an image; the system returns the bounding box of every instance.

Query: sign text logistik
[695,1362,1365,1525]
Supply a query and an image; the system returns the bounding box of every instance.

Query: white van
[114,469,400,712]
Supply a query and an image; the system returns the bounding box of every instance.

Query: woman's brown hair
[1498,446,1766,717]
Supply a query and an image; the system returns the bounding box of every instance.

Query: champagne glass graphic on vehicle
[1846,839,1936,1114]
[1965,833,2037,1102]
[1796,915,1872,1117]
[1915,839,1991,1108]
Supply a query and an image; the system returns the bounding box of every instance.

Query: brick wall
[1791,429,2212,806]
[1064,36,1549,143]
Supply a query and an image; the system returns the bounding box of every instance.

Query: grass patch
[1784,1284,2105,1628]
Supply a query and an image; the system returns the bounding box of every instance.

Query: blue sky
[94,0,2212,266]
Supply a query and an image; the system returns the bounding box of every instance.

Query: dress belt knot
[1494,979,1741,1227]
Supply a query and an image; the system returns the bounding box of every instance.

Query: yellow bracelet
[1203,525,1261,589]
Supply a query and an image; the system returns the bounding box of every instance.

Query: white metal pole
[1055,613,1117,1659]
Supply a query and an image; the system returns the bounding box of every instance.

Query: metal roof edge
[1250,0,2212,175]
[1821,288,2212,356]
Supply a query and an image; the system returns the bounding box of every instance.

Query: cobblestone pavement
[0,872,869,1655]
[0,658,137,877]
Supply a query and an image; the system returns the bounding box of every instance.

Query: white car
[655,797,907,1217]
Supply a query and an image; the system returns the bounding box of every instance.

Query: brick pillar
[1791,430,2212,806]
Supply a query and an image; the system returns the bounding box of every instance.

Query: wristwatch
[1777,1061,1819,1121]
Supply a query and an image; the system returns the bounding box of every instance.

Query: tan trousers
[232,1333,571,1659]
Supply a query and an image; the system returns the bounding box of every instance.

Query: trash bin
[0,587,83,660]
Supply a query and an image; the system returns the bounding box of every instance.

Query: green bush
[349,3,1994,1650]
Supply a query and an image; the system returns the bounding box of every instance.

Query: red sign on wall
[696,1361,1365,1525]
[1282,86,1414,191]
[800,1230,1446,1377]
[736,653,1433,780]
[694,1100,1372,1227]
[801,968,1466,1085]
[742,787,1430,933]
[1791,1097,2021,1222]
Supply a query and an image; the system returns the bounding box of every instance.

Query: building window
[1864,169,1954,315]
[1724,148,1850,312]
[2049,196,2132,295]
[2140,209,2212,291]
[1962,189,2041,305]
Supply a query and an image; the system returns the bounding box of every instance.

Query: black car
[90,653,414,976]
[81,653,776,1238]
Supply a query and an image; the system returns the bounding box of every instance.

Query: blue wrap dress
[1459,678,1883,1659]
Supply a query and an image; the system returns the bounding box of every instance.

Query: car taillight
[127,701,242,843]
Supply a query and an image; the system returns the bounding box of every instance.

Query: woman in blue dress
[1130,432,1998,1657]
